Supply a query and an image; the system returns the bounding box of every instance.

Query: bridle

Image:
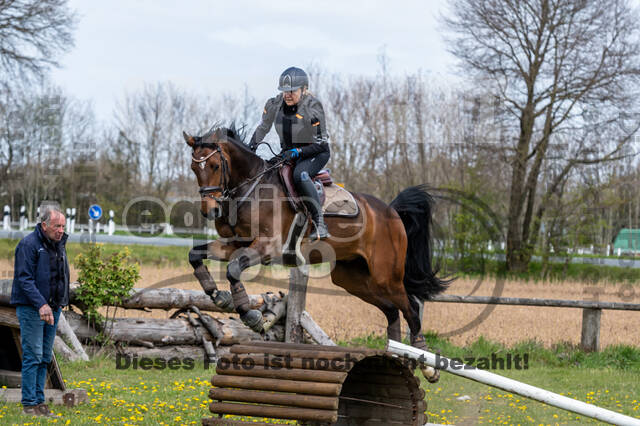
[192,143,231,202]
[191,142,285,207]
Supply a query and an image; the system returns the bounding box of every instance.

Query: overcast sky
[51,0,457,122]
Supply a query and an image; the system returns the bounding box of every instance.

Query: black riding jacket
[249,93,330,157]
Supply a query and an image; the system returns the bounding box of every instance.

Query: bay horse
[183,125,450,376]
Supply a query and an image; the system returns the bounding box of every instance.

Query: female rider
[249,66,330,239]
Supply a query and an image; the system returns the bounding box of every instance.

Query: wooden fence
[429,294,640,351]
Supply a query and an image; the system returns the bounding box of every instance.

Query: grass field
[0,338,638,425]
[1,238,639,424]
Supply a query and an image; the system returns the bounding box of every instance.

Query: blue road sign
[88,204,103,221]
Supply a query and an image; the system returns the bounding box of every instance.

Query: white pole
[387,340,640,426]
[65,208,71,233]
[3,205,10,231]
[164,221,173,236]
[108,210,115,236]
[70,208,76,234]
[19,205,26,230]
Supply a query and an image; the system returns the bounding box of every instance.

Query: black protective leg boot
[297,178,330,240]
[309,211,329,240]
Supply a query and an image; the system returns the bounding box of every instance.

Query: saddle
[279,164,359,267]
[279,164,332,211]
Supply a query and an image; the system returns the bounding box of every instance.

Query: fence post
[580,308,601,352]
[285,265,308,343]
[3,205,10,231]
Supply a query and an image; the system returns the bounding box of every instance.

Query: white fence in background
[1,205,214,237]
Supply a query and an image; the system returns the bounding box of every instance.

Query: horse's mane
[196,122,254,155]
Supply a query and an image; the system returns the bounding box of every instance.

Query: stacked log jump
[203,341,427,425]
[61,281,331,360]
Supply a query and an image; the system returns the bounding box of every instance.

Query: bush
[74,244,140,328]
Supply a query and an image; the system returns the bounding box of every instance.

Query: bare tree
[0,0,76,81]
[1,82,94,220]
[443,0,640,271]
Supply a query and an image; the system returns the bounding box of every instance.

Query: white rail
[387,340,640,426]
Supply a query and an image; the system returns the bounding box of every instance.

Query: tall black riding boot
[297,177,330,240]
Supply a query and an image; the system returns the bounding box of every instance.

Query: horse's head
[184,125,262,220]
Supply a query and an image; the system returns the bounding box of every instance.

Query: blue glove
[284,148,301,161]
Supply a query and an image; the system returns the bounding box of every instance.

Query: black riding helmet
[278,67,309,92]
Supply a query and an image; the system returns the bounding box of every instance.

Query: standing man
[11,204,69,417]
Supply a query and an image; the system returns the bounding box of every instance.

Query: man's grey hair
[40,203,64,225]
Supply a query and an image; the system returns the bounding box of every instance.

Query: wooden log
[0,305,19,328]
[262,292,287,332]
[431,294,640,310]
[300,311,335,346]
[0,388,88,406]
[203,419,273,426]
[68,283,269,313]
[209,388,339,410]
[190,306,222,345]
[208,401,337,422]
[202,337,216,363]
[216,354,355,372]
[216,363,348,383]
[244,340,373,354]
[230,344,368,362]
[285,266,308,343]
[581,308,601,352]
[65,313,284,346]
[57,312,89,361]
[46,353,65,391]
[211,375,342,397]
[54,336,79,361]
[0,279,11,306]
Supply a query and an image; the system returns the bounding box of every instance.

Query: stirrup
[309,220,329,240]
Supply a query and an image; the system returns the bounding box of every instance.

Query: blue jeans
[16,305,61,407]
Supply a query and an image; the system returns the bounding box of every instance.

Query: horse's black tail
[390,185,451,301]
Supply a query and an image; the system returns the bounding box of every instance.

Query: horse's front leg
[189,241,236,310]
[225,240,276,333]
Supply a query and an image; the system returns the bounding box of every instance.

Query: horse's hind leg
[405,295,426,348]
[402,295,440,383]
[383,307,401,342]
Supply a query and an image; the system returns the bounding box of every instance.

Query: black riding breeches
[292,151,330,218]
[293,151,330,187]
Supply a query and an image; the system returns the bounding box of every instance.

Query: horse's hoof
[212,290,233,311]
[240,309,264,333]
[421,365,440,383]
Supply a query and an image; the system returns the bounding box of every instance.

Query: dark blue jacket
[11,224,70,309]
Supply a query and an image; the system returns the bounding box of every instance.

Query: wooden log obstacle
[203,341,427,425]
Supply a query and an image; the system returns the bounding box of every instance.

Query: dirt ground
[3,259,639,348]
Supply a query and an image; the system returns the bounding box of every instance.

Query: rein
[192,144,285,205]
